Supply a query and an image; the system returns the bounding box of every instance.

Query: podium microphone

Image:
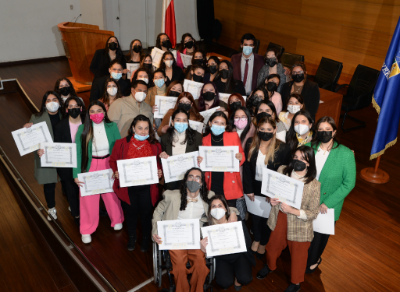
[73,14,82,26]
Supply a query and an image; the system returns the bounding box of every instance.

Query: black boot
[140,236,150,252]
[127,235,136,251]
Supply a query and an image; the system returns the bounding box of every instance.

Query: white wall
[80,0,104,30]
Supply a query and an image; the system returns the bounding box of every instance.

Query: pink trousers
[80,156,124,235]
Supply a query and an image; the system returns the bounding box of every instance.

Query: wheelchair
[153,242,216,292]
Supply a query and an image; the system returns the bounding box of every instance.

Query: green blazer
[29,111,62,185]
[73,122,121,178]
[306,142,356,221]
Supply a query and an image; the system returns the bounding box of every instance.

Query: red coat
[202,132,245,200]
[109,135,162,206]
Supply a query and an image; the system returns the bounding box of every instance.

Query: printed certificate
[157,219,200,250]
[40,142,77,168]
[12,122,53,156]
[161,151,199,183]
[78,169,114,197]
[199,146,239,172]
[117,156,159,187]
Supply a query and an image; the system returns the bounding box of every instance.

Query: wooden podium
[57,22,114,92]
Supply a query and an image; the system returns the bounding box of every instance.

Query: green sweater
[306,142,356,221]
[73,122,121,178]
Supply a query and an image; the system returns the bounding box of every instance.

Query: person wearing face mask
[90,60,130,102]
[110,115,163,252]
[257,146,320,292]
[264,74,282,115]
[156,33,173,52]
[304,116,356,274]
[281,62,320,121]
[279,93,306,130]
[246,86,268,116]
[127,39,143,63]
[191,50,207,67]
[166,80,183,97]
[158,92,204,137]
[201,195,255,291]
[131,67,153,86]
[145,69,167,110]
[213,60,246,96]
[159,109,203,190]
[90,36,127,80]
[152,168,239,292]
[203,56,220,83]
[257,48,287,92]
[227,93,246,117]
[254,100,287,142]
[186,64,206,83]
[53,96,86,225]
[73,101,124,244]
[54,77,83,103]
[108,80,153,137]
[243,116,291,259]
[231,33,264,95]
[197,112,246,219]
[178,33,197,56]
[286,110,314,153]
[140,54,155,74]
[159,51,185,86]
[196,81,228,113]
[99,78,123,111]
[23,91,63,221]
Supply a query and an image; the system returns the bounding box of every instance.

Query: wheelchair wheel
[153,242,159,285]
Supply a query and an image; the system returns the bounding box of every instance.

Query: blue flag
[370,17,400,159]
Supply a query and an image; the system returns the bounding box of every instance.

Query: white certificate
[126,63,140,79]
[201,222,247,256]
[161,151,199,183]
[180,53,193,68]
[12,122,53,156]
[261,168,304,209]
[78,169,114,197]
[313,209,335,235]
[183,79,204,100]
[40,142,77,168]
[199,146,239,172]
[151,47,165,68]
[189,120,204,134]
[244,195,272,218]
[117,156,159,187]
[199,106,220,125]
[154,95,178,119]
[157,219,200,250]
[219,93,247,104]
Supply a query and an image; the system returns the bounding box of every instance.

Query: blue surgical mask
[134,133,149,141]
[242,46,253,55]
[111,72,122,80]
[154,78,165,88]
[211,124,225,136]
[174,122,188,133]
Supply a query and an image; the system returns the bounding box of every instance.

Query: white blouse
[172,130,187,156]
[255,150,266,181]
[315,146,330,181]
[177,194,205,220]
[92,122,109,156]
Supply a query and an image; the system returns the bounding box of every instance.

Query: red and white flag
[162,0,177,48]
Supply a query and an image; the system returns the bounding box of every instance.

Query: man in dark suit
[231,33,264,96]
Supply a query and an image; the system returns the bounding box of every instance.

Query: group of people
[23,31,356,292]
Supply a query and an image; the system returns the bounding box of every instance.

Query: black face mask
[162,40,172,48]
[292,73,305,83]
[220,69,229,79]
[317,131,333,143]
[265,57,278,67]
[60,87,71,96]
[193,74,203,83]
[230,101,241,111]
[169,90,181,97]
[266,82,278,92]
[193,59,203,66]
[108,42,118,50]
[185,41,194,49]
[68,108,81,119]
[203,92,215,101]
[133,45,142,53]
[256,112,271,124]
[178,103,192,112]
[251,96,262,107]
[293,159,307,171]
[208,65,217,74]
[143,63,153,70]
[258,131,273,141]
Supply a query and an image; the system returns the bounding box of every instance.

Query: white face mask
[138,77,149,84]
[211,208,226,220]
[164,60,173,67]
[46,101,60,113]
[107,87,118,96]
[287,105,301,114]
[134,91,146,102]
[294,124,310,136]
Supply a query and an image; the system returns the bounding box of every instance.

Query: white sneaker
[82,234,92,244]
[47,208,57,221]
[114,223,123,231]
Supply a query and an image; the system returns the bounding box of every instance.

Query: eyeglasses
[188,175,201,182]
[234,117,247,121]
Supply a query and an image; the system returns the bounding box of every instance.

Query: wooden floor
[1,49,400,291]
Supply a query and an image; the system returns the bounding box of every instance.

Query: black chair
[309,57,343,92]
[281,52,304,69]
[335,64,380,132]
[266,42,285,58]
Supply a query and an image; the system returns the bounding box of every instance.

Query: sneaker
[114,223,123,231]
[127,236,136,251]
[284,283,301,292]
[82,234,92,244]
[141,237,150,252]
[256,264,272,280]
[47,208,57,221]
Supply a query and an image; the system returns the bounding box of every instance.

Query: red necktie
[243,59,249,87]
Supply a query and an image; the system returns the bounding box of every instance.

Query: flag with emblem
[370,17,400,159]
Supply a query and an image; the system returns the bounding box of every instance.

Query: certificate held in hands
[78,169,114,197]
[12,122,53,156]
[157,219,200,250]
[161,151,199,183]
[183,79,203,100]
[40,142,77,168]
[154,95,178,119]
[199,146,239,172]
[117,156,159,187]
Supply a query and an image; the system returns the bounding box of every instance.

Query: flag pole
[360,156,389,184]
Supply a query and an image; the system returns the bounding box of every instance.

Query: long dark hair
[186,64,205,80]
[159,51,178,71]
[127,114,158,144]
[104,36,124,60]
[166,80,183,96]
[283,145,316,184]
[246,86,268,115]
[64,96,86,121]
[54,78,77,97]
[140,54,154,73]
[35,91,63,117]
[172,92,202,121]
[254,100,280,123]
[311,116,340,150]
[128,39,142,61]
[206,195,231,225]
[101,78,123,107]
[156,33,169,49]
[166,109,196,146]
[265,74,280,98]
[229,106,252,143]
[191,49,207,67]
[179,167,209,211]
[215,60,235,93]
[80,101,111,173]
[198,81,220,112]
[178,33,197,52]
[132,67,154,87]
[203,111,233,136]
[286,110,314,153]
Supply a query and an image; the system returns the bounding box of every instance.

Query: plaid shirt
[267,166,321,242]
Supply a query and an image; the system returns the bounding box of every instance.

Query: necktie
[243,59,249,87]
[187,197,198,203]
